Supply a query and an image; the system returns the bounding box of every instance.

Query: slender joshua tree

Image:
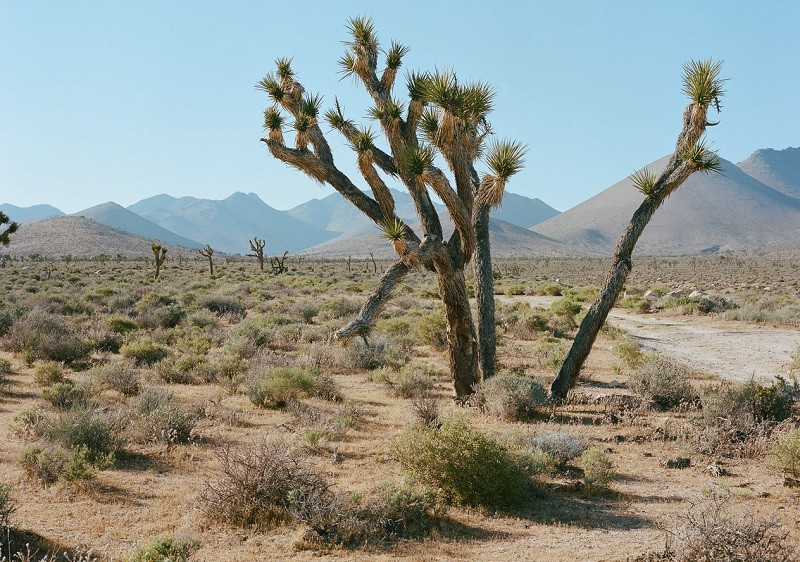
[199,244,214,277]
[550,59,725,401]
[151,243,167,280]
[248,237,266,271]
[258,17,525,399]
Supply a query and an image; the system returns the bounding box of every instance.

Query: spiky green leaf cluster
[263,108,283,131]
[367,98,405,121]
[406,71,430,102]
[255,74,284,102]
[419,108,440,142]
[385,41,409,70]
[350,127,376,154]
[631,167,657,197]
[1,211,18,246]
[346,16,377,49]
[379,217,407,241]
[294,114,311,133]
[684,137,723,174]
[682,59,725,107]
[300,93,323,118]
[486,140,527,180]
[338,51,357,79]
[401,144,435,177]
[421,70,495,121]
[275,57,294,80]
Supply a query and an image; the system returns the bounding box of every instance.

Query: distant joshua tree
[199,244,214,277]
[247,237,266,271]
[151,243,167,280]
[0,211,18,246]
[550,60,725,401]
[258,18,525,399]
[270,250,288,274]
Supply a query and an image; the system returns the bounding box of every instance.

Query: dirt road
[509,296,800,383]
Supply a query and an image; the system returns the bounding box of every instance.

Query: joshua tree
[248,237,266,270]
[258,18,524,399]
[270,250,289,274]
[0,211,18,246]
[151,243,167,280]
[199,244,214,277]
[550,59,725,401]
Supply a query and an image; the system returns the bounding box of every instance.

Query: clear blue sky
[2,1,798,214]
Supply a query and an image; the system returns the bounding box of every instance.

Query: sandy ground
[509,296,800,383]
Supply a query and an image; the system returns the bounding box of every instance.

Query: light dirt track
[508,296,800,383]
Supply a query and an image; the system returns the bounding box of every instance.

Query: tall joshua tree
[151,243,167,280]
[258,17,525,399]
[0,211,18,246]
[199,244,214,277]
[550,59,725,401]
[248,237,266,271]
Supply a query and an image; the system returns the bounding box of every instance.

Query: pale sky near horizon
[1,1,798,214]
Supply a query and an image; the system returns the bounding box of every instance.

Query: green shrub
[342,337,390,370]
[128,533,200,562]
[387,365,436,399]
[506,284,525,296]
[473,373,547,420]
[33,361,65,387]
[534,282,562,296]
[223,316,273,359]
[120,338,169,365]
[96,361,141,396]
[394,417,532,509]
[39,404,122,465]
[42,383,91,410]
[128,388,198,445]
[245,367,328,409]
[359,479,443,539]
[579,448,616,489]
[620,295,652,314]
[771,429,800,478]
[535,336,567,373]
[547,297,582,334]
[0,482,15,527]
[200,294,246,318]
[524,431,585,466]
[104,315,138,334]
[0,357,12,385]
[702,377,799,432]
[415,313,448,350]
[628,356,694,408]
[612,338,643,370]
[187,309,219,328]
[3,308,89,363]
[19,445,68,485]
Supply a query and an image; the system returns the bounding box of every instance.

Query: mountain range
[1,146,798,258]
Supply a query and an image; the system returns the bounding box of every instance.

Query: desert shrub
[394,416,532,509]
[223,316,273,359]
[42,383,91,410]
[136,300,185,330]
[4,308,88,363]
[0,482,15,527]
[535,336,567,373]
[13,405,45,437]
[415,313,448,350]
[385,366,436,399]
[377,316,413,338]
[0,357,11,386]
[120,338,169,365]
[200,294,246,319]
[628,356,694,409]
[39,404,122,465]
[19,444,94,485]
[154,354,205,384]
[508,307,549,340]
[771,428,800,479]
[534,282,563,296]
[524,431,586,466]
[358,479,443,540]
[319,297,360,320]
[33,361,65,387]
[104,315,137,334]
[410,394,441,427]
[245,367,329,409]
[702,377,800,432]
[128,534,199,562]
[472,373,547,420]
[612,338,643,370]
[505,284,525,296]
[294,301,318,324]
[579,447,616,489]
[96,360,141,396]
[342,337,390,370]
[640,495,798,561]
[620,295,652,314]
[547,297,582,334]
[200,439,328,530]
[187,308,219,328]
[128,388,197,445]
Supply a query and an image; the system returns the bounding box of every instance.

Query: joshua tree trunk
[258,18,525,399]
[473,204,496,379]
[199,244,214,277]
[550,59,725,401]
